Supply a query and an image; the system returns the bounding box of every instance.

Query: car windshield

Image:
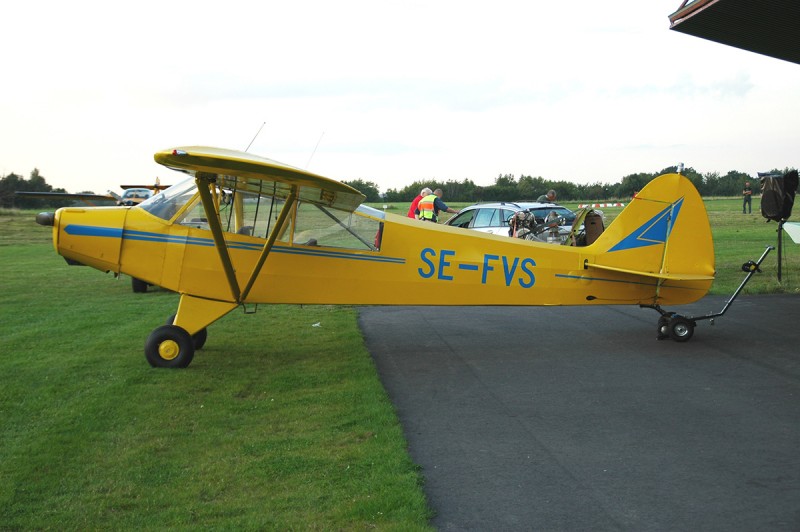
[122,188,150,199]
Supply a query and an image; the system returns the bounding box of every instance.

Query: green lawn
[700,198,799,293]
[0,211,432,530]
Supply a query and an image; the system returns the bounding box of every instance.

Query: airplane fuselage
[51,197,710,309]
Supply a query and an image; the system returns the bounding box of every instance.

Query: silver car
[445,201,577,243]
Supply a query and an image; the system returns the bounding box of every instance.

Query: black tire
[191,328,208,350]
[668,316,695,343]
[657,312,675,340]
[145,325,195,368]
[657,317,669,340]
[166,314,208,350]
[131,277,148,293]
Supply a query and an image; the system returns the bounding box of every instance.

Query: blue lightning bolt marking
[608,197,684,252]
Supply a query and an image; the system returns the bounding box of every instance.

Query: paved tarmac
[359,295,800,531]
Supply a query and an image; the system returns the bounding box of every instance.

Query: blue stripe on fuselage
[62,224,405,264]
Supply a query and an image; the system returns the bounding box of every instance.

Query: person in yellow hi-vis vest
[415,189,458,223]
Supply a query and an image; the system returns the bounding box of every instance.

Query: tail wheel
[668,316,695,343]
[166,314,208,350]
[656,314,672,340]
[657,312,675,340]
[145,325,195,368]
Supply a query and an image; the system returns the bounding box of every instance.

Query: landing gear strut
[647,246,773,343]
[166,314,208,350]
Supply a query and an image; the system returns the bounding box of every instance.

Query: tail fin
[587,173,715,303]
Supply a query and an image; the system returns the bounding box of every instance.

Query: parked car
[445,201,578,243]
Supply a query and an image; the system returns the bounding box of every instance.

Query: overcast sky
[2,0,799,195]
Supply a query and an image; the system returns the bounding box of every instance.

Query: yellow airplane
[35,146,719,368]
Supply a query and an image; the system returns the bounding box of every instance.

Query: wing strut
[240,187,298,302]
[196,173,241,302]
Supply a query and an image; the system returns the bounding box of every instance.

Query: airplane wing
[120,185,170,191]
[14,191,117,206]
[154,146,366,213]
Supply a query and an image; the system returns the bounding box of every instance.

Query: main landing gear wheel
[166,314,208,350]
[131,277,148,293]
[145,325,195,368]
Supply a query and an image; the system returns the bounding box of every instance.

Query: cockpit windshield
[139,177,197,220]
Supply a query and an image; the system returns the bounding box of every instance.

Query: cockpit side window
[141,175,380,250]
[293,202,381,250]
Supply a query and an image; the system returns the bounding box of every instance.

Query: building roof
[669,0,800,65]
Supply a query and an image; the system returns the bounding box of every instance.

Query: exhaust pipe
[36,212,55,227]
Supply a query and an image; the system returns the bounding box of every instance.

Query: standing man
[416,189,458,222]
[743,181,753,214]
[407,187,432,218]
[537,189,557,203]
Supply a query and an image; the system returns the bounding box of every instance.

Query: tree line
[0,170,71,209]
[3,165,795,209]
[345,166,796,204]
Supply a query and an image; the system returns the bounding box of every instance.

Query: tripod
[777,220,785,282]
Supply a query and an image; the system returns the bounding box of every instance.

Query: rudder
[587,173,715,302]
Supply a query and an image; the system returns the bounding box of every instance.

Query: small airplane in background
[16,180,169,207]
[32,146,768,369]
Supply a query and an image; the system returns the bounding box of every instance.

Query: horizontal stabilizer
[587,262,715,281]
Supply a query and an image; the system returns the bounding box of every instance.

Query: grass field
[2,198,798,529]
[0,211,432,529]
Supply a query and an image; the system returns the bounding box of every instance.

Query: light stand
[777,219,785,282]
